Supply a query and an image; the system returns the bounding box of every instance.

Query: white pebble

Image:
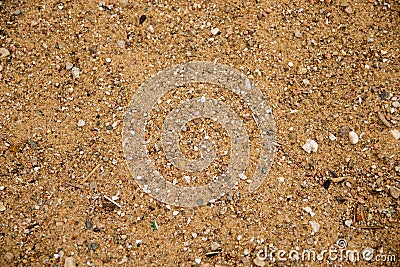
[348,131,359,144]
[302,139,318,153]
[77,120,85,127]
[195,258,201,264]
[328,134,337,141]
[288,62,294,67]
[71,67,80,79]
[211,27,220,35]
[105,58,112,63]
[344,219,352,227]
[391,129,400,140]
[309,221,320,234]
[303,206,315,217]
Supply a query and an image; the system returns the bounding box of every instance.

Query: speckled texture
[0,0,399,266]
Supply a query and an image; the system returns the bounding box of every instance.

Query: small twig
[331,177,348,183]
[104,195,122,209]
[66,182,85,190]
[81,164,100,184]
[378,112,391,128]
[358,225,384,229]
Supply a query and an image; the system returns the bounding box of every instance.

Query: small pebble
[117,40,125,48]
[344,219,352,227]
[304,206,315,217]
[195,258,201,264]
[391,129,400,140]
[344,6,353,14]
[302,139,318,153]
[65,62,73,70]
[139,14,146,24]
[0,47,10,58]
[148,25,154,33]
[380,91,388,100]
[77,120,85,127]
[211,28,220,35]
[64,257,76,267]
[328,134,337,141]
[13,9,22,15]
[71,67,80,79]
[348,131,359,144]
[210,242,220,250]
[309,221,320,234]
[4,252,14,262]
[105,58,112,63]
[389,186,400,199]
[393,101,399,108]
[294,29,302,38]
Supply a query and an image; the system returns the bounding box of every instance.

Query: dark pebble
[380,91,388,100]
[328,170,338,178]
[139,14,146,24]
[85,220,93,229]
[106,125,113,130]
[334,196,347,204]
[323,179,332,189]
[88,243,99,251]
[340,126,350,137]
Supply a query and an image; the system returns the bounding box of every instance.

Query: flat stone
[344,6,353,14]
[0,47,10,58]
[65,62,73,70]
[349,131,359,144]
[77,120,85,127]
[211,28,220,35]
[71,67,80,79]
[294,29,302,38]
[390,186,400,199]
[310,221,320,234]
[302,139,318,153]
[391,129,400,140]
[210,242,220,250]
[64,257,76,267]
[4,252,13,262]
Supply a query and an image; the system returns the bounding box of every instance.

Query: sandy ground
[0,0,399,266]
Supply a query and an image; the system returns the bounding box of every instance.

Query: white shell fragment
[310,221,320,235]
[77,120,85,127]
[211,27,220,35]
[391,129,400,140]
[302,139,318,153]
[349,131,359,144]
[304,206,315,217]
